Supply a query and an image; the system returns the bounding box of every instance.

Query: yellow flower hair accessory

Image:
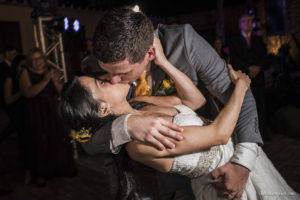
[161,78,175,89]
[70,127,92,143]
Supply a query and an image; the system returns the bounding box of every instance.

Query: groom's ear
[98,102,112,117]
[147,46,156,61]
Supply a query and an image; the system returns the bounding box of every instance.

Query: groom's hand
[127,114,184,150]
[211,162,249,200]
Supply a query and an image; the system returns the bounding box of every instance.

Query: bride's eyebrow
[94,75,109,81]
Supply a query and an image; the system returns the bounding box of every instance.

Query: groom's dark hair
[93,6,154,64]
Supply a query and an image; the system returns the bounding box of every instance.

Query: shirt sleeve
[230,143,261,171]
[110,114,132,154]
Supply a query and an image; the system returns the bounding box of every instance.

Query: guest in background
[3,54,27,176]
[85,38,94,57]
[19,47,76,186]
[80,38,105,76]
[228,13,269,140]
[0,46,17,141]
[277,43,300,83]
[213,36,230,64]
[0,47,17,107]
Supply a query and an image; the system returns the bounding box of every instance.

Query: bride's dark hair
[58,76,154,199]
[58,76,117,134]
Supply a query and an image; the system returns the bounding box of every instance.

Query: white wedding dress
[169,105,300,200]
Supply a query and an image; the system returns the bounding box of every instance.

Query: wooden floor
[0,131,299,200]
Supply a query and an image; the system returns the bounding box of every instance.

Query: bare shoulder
[126,141,166,161]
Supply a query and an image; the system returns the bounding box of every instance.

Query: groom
[81,6,263,200]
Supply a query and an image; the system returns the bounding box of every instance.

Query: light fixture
[132,5,140,12]
[64,17,69,31]
[73,19,80,32]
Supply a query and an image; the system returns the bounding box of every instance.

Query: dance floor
[0,132,299,200]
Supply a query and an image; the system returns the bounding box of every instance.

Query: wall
[0,3,104,54]
[0,4,34,54]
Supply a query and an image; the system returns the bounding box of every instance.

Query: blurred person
[85,38,94,56]
[0,46,17,141]
[277,44,300,77]
[19,47,76,186]
[80,38,104,76]
[0,46,17,111]
[3,54,28,173]
[4,54,26,107]
[213,37,230,64]
[228,13,269,140]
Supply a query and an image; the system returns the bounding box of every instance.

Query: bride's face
[78,76,130,107]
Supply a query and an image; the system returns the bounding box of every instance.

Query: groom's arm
[183,24,263,145]
[81,115,134,155]
[82,113,184,155]
[182,24,262,198]
[81,120,113,154]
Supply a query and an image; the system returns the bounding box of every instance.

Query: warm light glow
[132,5,140,12]
[266,35,290,55]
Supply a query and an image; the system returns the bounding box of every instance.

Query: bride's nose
[110,75,121,85]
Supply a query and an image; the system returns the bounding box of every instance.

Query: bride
[58,39,299,200]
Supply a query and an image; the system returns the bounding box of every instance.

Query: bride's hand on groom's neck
[153,37,168,67]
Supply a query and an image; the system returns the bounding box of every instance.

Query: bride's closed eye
[99,80,105,86]
[94,76,108,85]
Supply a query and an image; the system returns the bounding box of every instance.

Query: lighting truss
[33,16,68,82]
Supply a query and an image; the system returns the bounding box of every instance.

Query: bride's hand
[228,64,251,90]
[228,64,239,84]
[153,37,168,67]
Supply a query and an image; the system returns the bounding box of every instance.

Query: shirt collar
[241,31,251,38]
[4,59,11,66]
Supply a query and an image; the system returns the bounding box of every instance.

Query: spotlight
[73,19,80,32]
[64,17,69,31]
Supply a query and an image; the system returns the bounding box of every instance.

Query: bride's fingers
[227,64,238,83]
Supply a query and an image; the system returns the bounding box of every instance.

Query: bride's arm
[126,70,250,172]
[153,37,206,111]
[129,38,206,110]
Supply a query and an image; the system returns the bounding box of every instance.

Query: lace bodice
[169,105,220,179]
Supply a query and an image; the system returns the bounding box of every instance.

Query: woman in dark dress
[19,48,76,186]
[3,54,29,182]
